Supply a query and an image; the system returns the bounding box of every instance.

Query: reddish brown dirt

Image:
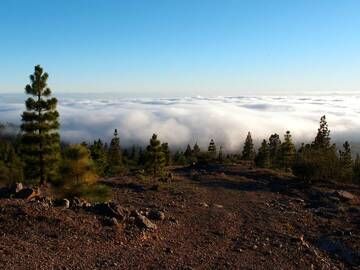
[0,164,359,270]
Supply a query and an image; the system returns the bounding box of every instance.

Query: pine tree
[146,134,166,176]
[268,133,281,167]
[0,142,23,185]
[107,129,123,176]
[21,65,60,185]
[255,139,270,168]
[339,141,353,181]
[312,115,331,149]
[184,144,192,158]
[208,139,217,154]
[60,144,97,184]
[173,151,187,165]
[58,144,111,202]
[138,147,146,166]
[242,132,255,161]
[193,143,201,155]
[89,139,107,176]
[161,142,171,166]
[280,131,296,170]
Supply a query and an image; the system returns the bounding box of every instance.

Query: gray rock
[92,202,129,221]
[334,190,357,202]
[133,210,157,230]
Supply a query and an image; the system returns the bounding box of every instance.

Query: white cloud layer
[1,94,360,152]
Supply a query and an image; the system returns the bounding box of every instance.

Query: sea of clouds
[1,94,360,152]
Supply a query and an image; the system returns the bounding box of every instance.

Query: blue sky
[0,0,359,96]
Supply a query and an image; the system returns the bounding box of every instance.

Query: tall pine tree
[312,115,331,149]
[255,139,270,168]
[21,65,60,185]
[208,139,217,154]
[242,132,255,161]
[280,131,296,170]
[193,143,201,155]
[268,133,281,168]
[107,129,123,176]
[339,141,353,181]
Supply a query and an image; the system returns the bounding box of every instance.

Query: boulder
[132,210,157,230]
[14,188,40,200]
[334,190,357,202]
[11,182,23,194]
[92,202,129,221]
[147,209,165,221]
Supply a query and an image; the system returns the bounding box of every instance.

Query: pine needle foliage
[242,132,255,161]
[107,129,123,176]
[20,65,60,185]
[145,134,166,176]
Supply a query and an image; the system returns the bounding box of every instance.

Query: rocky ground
[0,164,359,270]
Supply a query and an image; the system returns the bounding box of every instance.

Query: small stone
[199,202,209,208]
[109,217,119,226]
[213,204,223,208]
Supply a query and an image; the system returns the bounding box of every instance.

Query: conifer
[107,129,123,175]
[193,143,201,155]
[146,134,166,176]
[161,142,171,166]
[312,115,331,149]
[255,139,270,168]
[89,139,107,176]
[21,65,60,185]
[242,132,255,161]
[184,144,192,158]
[339,141,353,181]
[208,139,216,154]
[280,131,296,170]
[268,133,281,167]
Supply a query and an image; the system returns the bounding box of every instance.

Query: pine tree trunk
[38,93,45,186]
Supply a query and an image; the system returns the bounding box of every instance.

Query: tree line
[0,66,359,202]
